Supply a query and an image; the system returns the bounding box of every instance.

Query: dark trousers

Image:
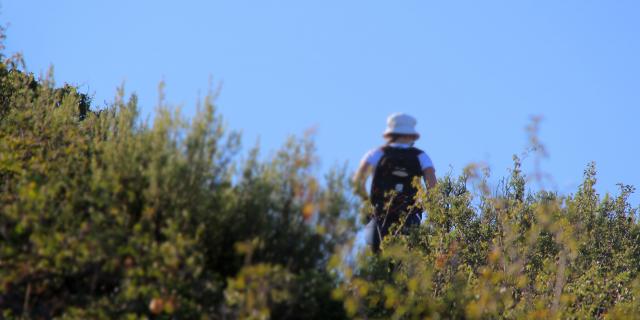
[364,213,421,253]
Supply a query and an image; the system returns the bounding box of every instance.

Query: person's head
[383,113,420,143]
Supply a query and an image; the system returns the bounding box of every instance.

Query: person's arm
[353,162,373,201]
[418,152,437,191]
[423,167,437,191]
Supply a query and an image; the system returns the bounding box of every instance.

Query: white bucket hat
[383,113,420,138]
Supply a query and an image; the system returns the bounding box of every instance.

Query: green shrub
[1,47,639,319]
[0,54,353,319]
[332,159,640,320]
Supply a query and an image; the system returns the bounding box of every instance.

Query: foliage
[0,53,354,319]
[332,158,640,320]
[2,47,640,319]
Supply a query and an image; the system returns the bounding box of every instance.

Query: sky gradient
[4,0,639,206]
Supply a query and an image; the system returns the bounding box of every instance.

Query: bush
[1,48,639,319]
[332,159,640,319]
[0,54,354,319]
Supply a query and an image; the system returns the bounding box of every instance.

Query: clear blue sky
[4,0,639,206]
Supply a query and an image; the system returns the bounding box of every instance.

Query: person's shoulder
[412,147,434,170]
[360,147,385,166]
[410,146,432,155]
[366,146,386,156]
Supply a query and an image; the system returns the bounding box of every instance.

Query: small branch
[552,251,567,313]
[22,282,31,317]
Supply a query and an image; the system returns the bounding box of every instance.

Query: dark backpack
[370,146,424,221]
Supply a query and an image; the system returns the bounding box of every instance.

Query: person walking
[353,113,437,252]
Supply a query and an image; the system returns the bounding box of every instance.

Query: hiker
[353,113,437,252]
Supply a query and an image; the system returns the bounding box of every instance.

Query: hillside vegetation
[1,51,640,319]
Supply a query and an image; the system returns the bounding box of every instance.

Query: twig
[22,282,31,317]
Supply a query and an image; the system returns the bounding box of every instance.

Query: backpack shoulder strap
[376,145,393,160]
[407,146,423,156]
[376,146,422,162]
